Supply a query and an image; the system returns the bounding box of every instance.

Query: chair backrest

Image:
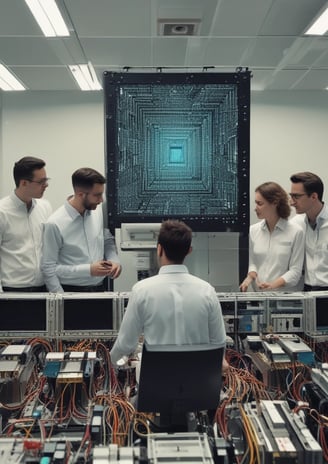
[137,343,224,415]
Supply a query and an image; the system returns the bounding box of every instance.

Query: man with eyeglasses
[0,156,52,292]
[41,167,121,292]
[290,171,328,291]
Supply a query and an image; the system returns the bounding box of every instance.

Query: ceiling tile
[0,37,66,66]
[81,38,152,66]
[209,0,273,36]
[10,66,77,91]
[203,38,254,66]
[65,0,152,37]
[242,37,296,67]
[292,69,328,89]
[259,0,327,35]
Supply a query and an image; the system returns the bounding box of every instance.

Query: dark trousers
[304,284,328,291]
[3,285,47,292]
[61,283,105,292]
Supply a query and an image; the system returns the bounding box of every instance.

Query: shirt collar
[260,218,287,231]
[11,191,36,212]
[159,264,189,274]
[64,198,91,219]
[317,203,328,220]
[304,203,328,228]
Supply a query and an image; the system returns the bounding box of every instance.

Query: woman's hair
[255,181,290,219]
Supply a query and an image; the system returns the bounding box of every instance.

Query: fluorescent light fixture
[24,0,69,37]
[0,64,26,91]
[305,6,328,35]
[69,62,102,91]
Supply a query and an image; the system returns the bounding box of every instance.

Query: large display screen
[104,71,250,232]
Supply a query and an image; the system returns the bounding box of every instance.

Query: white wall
[1,89,328,220]
[0,91,104,209]
[250,91,328,223]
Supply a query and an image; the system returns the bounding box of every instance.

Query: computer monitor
[304,292,328,336]
[137,343,224,431]
[0,293,49,336]
[315,296,328,332]
[104,71,250,233]
[56,294,117,338]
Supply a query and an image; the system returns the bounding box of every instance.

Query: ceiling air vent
[158,19,200,36]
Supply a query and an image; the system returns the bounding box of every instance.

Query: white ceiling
[1,0,328,91]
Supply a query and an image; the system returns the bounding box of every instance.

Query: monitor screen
[104,71,250,232]
[316,297,328,331]
[63,298,113,331]
[0,299,47,331]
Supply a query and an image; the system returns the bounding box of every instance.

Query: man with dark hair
[41,167,121,292]
[290,171,328,290]
[110,219,226,365]
[0,156,52,291]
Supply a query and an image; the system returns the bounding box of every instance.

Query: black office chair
[137,343,224,432]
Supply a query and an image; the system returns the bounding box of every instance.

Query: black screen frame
[104,71,250,233]
[315,297,328,331]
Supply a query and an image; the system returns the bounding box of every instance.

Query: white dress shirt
[292,205,328,286]
[110,264,226,365]
[41,200,119,292]
[248,218,305,291]
[0,192,52,291]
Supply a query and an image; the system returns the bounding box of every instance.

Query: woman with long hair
[240,181,305,292]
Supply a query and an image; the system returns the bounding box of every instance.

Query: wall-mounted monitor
[104,71,250,232]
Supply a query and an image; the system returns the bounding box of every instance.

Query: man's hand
[90,260,122,278]
[90,260,117,276]
[103,261,122,279]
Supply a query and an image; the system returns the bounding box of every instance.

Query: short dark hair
[158,219,192,263]
[13,156,46,187]
[72,168,106,190]
[255,181,290,219]
[290,172,324,202]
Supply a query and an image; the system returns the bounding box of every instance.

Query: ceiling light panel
[0,64,26,91]
[24,0,70,37]
[305,6,328,35]
[68,63,102,91]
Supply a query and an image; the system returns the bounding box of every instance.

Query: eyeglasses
[289,193,307,200]
[27,177,50,186]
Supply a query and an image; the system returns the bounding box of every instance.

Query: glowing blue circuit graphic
[105,72,250,232]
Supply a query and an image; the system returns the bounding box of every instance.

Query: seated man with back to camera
[41,167,121,292]
[110,219,227,372]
